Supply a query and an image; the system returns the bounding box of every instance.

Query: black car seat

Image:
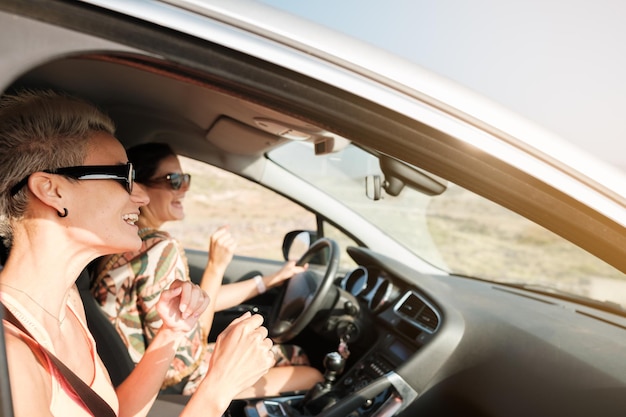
[0,239,8,268]
[75,268,135,387]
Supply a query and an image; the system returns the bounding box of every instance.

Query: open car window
[164,156,359,269]
[269,141,626,308]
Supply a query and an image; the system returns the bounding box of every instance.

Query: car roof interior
[2,0,626,272]
[13,55,295,168]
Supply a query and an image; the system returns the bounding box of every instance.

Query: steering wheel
[270,238,340,343]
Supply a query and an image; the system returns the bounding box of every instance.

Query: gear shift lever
[321,351,345,386]
[302,351,346,411]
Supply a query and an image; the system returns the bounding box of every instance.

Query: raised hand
[207,225,237,274]
[156,280,210,333]
[202,312,275,398]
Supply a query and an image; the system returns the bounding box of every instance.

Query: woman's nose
[132,183,150,206]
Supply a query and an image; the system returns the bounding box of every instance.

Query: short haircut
[0,89,115,244]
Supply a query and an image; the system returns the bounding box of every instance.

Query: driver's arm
[214,261,307,311]
[198,226,236,335]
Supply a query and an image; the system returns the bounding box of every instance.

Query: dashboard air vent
[395,291,441,333]
[416,307,439,331]
[397,293,424,317]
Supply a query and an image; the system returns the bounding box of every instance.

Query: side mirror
[282,230,317,261]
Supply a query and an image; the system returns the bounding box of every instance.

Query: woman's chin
[113,233,143,253]
[169,208,185,221]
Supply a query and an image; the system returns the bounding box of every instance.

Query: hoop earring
[57,208,68,218]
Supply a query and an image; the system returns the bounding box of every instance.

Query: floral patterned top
[91,228,208,393]
[91,227,311,395]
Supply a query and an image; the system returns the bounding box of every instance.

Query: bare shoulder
[4,329,54,416]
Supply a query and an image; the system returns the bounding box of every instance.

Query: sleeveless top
[1,290,119,416]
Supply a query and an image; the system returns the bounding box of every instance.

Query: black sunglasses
[146,173,191,190]
[10,163,135,196]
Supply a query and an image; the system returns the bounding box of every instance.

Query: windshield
[269,141,626,309]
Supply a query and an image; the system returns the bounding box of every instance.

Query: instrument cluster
[340,266,400,313]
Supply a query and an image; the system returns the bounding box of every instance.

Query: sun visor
[206,116,282,156]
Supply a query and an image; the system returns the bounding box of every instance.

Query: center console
[238,289,438,417]
[240,332,416,417]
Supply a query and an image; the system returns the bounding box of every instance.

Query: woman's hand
[200,312,275,399]
[265,260,308,288]
[156,280,210,333]
[182,312,275,416]
[207,225,237,274]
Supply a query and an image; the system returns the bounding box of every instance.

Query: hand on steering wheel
[269,238,340,343]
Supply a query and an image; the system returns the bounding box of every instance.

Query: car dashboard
[239,244,626,417]
[337,267,442,390]
[242,246,446,417]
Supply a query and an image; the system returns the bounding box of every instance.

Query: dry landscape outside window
[162,156,317,261]
[426,184,626,306]
[166,154,626,307]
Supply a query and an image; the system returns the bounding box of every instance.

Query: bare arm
[198,226,236,334]
[115,281,209,417]
[5,332,56,417]
[180,313,276,417]
[115,326,183,417]
[214,261,308,311]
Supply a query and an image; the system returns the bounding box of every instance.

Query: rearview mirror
[366,155,447,199]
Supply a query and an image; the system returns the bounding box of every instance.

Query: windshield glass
[269,141,626,309]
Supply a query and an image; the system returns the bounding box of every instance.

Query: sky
[259,0,626,172]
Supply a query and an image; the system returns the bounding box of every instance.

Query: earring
[57,208,68,218]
